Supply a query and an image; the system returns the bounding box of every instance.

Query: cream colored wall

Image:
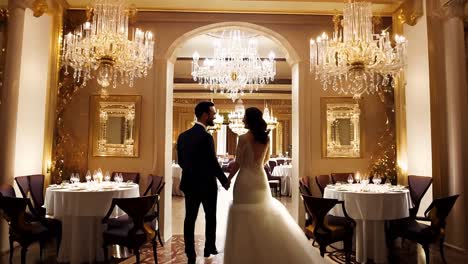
[14,9,51,177]
[403,1,433,216]
[61,11,388,239]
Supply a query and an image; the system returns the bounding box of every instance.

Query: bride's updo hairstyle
[244,107,270,145]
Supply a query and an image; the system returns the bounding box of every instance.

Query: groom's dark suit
[177,123,228,259]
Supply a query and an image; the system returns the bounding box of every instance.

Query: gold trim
[394,0,423,26]
[320,97,363,159]
[42,8,63,185]
[392,14,408,185]
[32,0,48,17]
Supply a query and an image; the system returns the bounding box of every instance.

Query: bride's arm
[227,136,242,181]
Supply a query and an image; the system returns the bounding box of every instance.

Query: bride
[223,107,324,264]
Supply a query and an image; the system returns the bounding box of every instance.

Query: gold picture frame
[90,95,141,157]
[321,97,362,158]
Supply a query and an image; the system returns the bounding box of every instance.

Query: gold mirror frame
[321,97,362,158]
[90,95,141,157]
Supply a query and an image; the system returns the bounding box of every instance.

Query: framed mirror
[321,97,362,158]
[90,95,141,157]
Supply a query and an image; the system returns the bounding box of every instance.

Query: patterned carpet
[117,235,356,264]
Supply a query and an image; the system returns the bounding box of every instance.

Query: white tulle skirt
[223,197,325,264]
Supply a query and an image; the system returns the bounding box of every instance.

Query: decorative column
[426,0,468,250]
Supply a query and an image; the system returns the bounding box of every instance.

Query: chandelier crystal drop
[192,30,276,101]
[263,105,278,131]
[309,1,407,97]
[228,99,248,135]
[61,0,155,90]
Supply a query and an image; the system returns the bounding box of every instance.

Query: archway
[162,21,301,240]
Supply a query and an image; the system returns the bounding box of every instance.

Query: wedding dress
[224,133,325,264]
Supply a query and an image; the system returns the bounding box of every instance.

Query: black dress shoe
[204,248,219,257]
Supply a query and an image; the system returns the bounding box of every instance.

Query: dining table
[44,182,140,264]
[172,163,184,196]
[324,183,412,263]
[271,164,293,196]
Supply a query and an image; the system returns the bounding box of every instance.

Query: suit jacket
[177,124,228,195]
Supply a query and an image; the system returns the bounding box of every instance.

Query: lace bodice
[233,133,271,204]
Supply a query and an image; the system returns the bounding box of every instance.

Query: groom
[177,101,230,264]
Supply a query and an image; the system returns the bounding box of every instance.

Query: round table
[44,183,140,264]
[271,165,292,196]
[324,184,412,263]
[172,164,184,196]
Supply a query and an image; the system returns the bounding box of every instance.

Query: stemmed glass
[92,170,98,182]
[347,174,354,185]
[104,171,111,182]
[85,170,92,183]
[373,174,382,185]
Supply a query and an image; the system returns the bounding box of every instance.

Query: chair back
[425,194,459,231]
[112,172,140,184]
[299,177,312,196]
[268,160,277,172]
[143,175,164,196]
[15,174,44,211]
[0,196,30,231]
[408,175,433,218]
[302,195,340,236]
[276,159,285,165]
[264,165,273,180]
[315,175,331,197]
[0,184,15,197]
[331,173,354,184]
[113,195,158,237]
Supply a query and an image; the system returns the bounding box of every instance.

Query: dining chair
[331,172,354,184]
[315,174,331,197]
[268,160,277,173]
[264,165,281,197]
[408,175,433,218]
[299,176,312,196]
[387,194,459,264]
[143,175,164,196]
[0,183,16,197]
[111,172,140,184]
[102,195,159,264]
[301,194,355,264]
[0,196,60,264]
[15,174,46,217]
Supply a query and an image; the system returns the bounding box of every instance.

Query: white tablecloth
[44,183,140,264]
[271,165,292,196]
[172,164,184,196]
[324,184,411,263]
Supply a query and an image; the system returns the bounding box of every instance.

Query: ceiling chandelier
[263,104,278,131]
[191,30,276,101]
[61,0,155,91]
[309,1,407,97]
[228,99,248,136]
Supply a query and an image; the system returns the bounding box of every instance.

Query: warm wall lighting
[46,160,52,173]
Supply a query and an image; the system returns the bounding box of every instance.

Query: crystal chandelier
[309,1,407,97]
[192,30,276,101]
[61,0,155,91]
[263,104,278,130]
[228,99,248,135]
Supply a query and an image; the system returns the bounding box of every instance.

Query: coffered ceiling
[65,0,402,16]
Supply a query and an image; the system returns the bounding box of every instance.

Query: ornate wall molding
[395,0,423,26]
[430,0,467,20]
[31,0,48,17]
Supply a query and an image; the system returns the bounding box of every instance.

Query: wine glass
[373,174,382,185]
[85,170,92,182]
[104,171,111,182]
[347,174,354,185]
[92,170,98,182]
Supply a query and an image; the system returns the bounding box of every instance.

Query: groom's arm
[206,134,228,186]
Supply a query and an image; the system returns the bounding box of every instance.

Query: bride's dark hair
[244,107,270,144]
